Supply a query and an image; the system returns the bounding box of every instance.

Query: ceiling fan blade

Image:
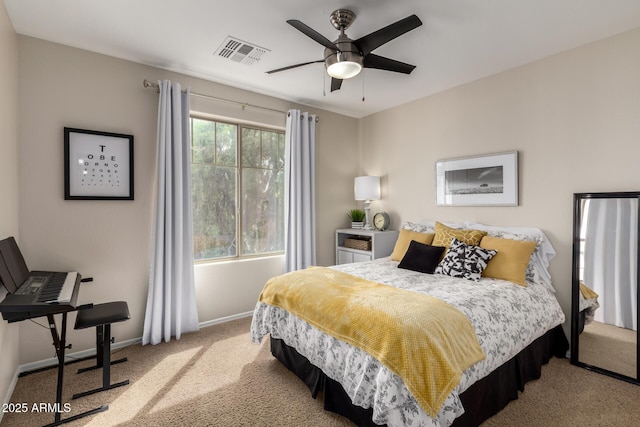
[330,78,343,92]
[266,59,324,74]
[287,19,339,51]
[363,54,416,74]
[355,15,422,55]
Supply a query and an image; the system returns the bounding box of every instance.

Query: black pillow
[398,240,446,274]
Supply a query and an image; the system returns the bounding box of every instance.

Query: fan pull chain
[362,70,366,102]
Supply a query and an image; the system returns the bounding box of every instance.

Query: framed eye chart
[64,127,134,200]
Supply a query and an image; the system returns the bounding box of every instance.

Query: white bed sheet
[251,258,565,426]
[579,292,600,325]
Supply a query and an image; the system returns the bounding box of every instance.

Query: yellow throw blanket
[580,281,599,299]
[259,266,485,417]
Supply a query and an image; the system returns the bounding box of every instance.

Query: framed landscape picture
[435,151,518,206]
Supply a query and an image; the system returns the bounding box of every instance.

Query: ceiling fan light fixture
[327,60,362,79]
[268,10,422,91]
[325,50,363,79]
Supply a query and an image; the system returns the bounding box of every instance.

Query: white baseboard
[1,338,141,423]
[1,311,254,420]
[17,311,252,374]
[198,311,253,329]
[17,336,142,375]
[1,372,20,422]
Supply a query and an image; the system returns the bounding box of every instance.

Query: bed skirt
[270,325,568,426]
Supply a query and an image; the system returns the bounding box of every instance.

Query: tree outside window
[191,117,284,261]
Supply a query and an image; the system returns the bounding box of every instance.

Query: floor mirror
[571,191,639,384]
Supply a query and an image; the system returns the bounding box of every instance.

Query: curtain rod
[143,79,319,122]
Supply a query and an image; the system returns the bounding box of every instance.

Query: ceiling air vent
[215,36,269,66]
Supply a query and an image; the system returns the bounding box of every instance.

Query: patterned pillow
[400,220,466,235]
[465,243,498,281]
[400,221,435,234]
[432,222,487,250]
[435,238,467,278]
[435,238,497,281]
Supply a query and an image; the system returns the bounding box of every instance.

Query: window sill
[194,252,284,267]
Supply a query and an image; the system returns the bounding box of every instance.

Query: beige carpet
[2,316,639,427]
[578,320,636,378]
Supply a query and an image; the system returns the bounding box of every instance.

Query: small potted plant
[347,209,366,229]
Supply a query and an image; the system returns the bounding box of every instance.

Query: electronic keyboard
[14,271,78,303]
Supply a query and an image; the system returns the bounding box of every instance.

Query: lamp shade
[354,176,380,201]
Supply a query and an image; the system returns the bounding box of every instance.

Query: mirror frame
[570,191,640,385]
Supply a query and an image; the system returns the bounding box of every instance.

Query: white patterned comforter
[251,258,565,427]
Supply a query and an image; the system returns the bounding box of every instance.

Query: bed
[251,221,568,426]
[578,281,600,333]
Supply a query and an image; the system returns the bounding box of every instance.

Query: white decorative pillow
[400,220,465,235]
[400,221,435,234]
[465,243,498,281]
[435,238,497,282]
[435,238,466,278]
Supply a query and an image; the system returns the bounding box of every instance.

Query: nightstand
[335,229,399,265]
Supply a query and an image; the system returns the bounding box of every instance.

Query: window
[190,117,285,261]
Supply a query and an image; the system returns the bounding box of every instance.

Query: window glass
[215,122,237,166]
[241,128,260,168]
[191,117,284,261]
[191,118,215,164]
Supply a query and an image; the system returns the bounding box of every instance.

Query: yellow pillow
[432,222,487,249]
[390,229,435,261]
[479,236,537,286]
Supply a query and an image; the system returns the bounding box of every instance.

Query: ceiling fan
[266,9,422,92]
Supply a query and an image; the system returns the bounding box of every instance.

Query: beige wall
[359,27,640,331]
[0,0,19,407]
[16,36,358,363]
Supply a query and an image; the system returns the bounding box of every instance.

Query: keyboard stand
[0,273,109,425]
[43,310,108,427]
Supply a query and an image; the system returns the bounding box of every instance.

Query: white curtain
[582,198,637,331]
[284,109,317,272]
[143,80,199,345]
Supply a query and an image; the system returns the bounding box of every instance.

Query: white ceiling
[5,0,640,118]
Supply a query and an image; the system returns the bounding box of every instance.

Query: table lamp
[354,176,380,230]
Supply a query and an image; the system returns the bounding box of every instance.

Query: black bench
[72,301,131,399]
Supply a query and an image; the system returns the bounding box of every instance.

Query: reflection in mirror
[572,192,639,385]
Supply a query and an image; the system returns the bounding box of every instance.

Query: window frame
[190,113,286,263]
